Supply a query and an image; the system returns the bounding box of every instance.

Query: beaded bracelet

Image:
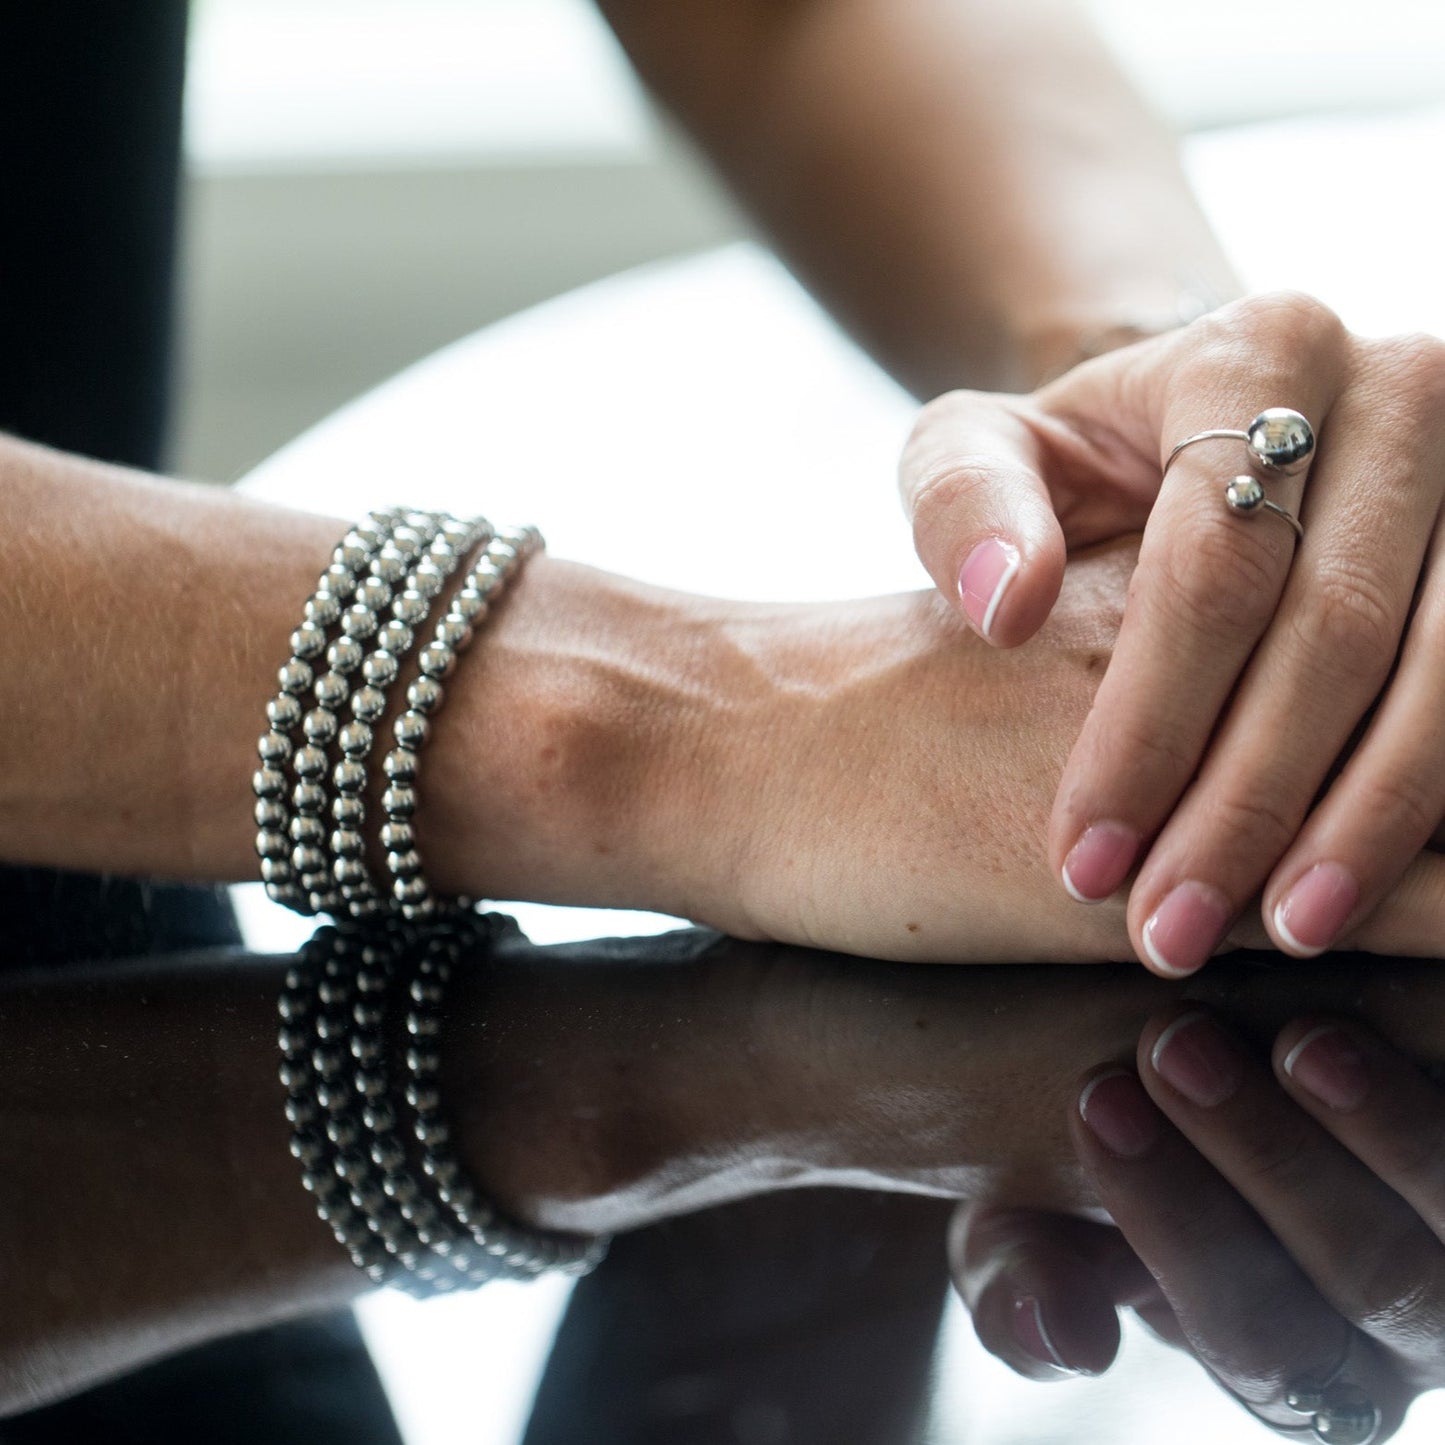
[280,916,607,1294]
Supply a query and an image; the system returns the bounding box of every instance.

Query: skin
[900,298,1445,978]
[598,0,1240,396]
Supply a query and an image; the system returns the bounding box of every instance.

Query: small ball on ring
[1247,407,1315,471]
[1225,475,1266,515]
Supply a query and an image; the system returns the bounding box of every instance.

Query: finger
[1142,1008,1445,1366]
[1128,335,1445,971]
[1049,293,1347,922]
[1262,477,1445,956]
[1315,849,1445,959]
[949,1203,1126,1379]
[1276,1017,1445,1247]
[899,392,1066,646]
[1073,1063,1408,1431]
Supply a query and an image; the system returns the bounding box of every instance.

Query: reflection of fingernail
[1078,1069,1160,1159]
[1062,821,1139,903]
[1141,882,1232,978]
[958,537,1020,640]
[1011,1295,1078,1376]
[1274,863,1358,957]
[1283,1025,1369,1112]
[1150,1012,1240,1108]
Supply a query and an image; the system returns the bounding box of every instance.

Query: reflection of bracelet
[280,915,609,1295]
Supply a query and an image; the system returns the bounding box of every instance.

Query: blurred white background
[176,0,1445,481]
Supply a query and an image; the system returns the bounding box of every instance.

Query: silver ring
[1163,406,1313,542]
[1230,1340,1382,1445]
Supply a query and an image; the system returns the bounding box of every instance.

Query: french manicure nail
[1274,863,1358,957]
[958,537,1020,640]
[1078,1070,1161,1159]
[1011,1294,1078,1375]
[1150,1012,1240,1108]
[1062,821,1140,903]
[1141,881,1232,978]
[1283,1025,1370,1111]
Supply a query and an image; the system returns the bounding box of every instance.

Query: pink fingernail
[1078,1070,1161,1159]
[1011,1295,1077,1375]
[1141,881,1232,978]
[1283,1025,1370,1112]
[958,537,1020,640]
[1150,1012,1241,1109]
[1062,821,1140,903]
[1273,863,1358,957]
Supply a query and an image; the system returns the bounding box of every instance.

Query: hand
[900,293,1445,975]
[958,1005,1445,1440]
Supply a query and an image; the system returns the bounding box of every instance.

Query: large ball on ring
[1312,1384,1382,1445]
[1247,407,1315,472]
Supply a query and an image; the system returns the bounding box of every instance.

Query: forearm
[601,0,1240,394]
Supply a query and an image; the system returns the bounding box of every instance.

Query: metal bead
[1246,407,1314,472]
[1287,1382,1328,1415]
[387,848,423,879]
[384,748,418,782]
[339,721,374,758]
[407,1011,441,1039]
[303,707,338,745]
[335,857,370,887]
[412,563,445,600]
[362,649,399,687]
[331,827,365,859]
[334,759,368,795]
[344,686,381,724]
[256,829,289,860]
[417,645,453,679]
[355,575,393,613]
[1225,475,1266,515]
[435,617,472,651]
[292,844,326,876]
[371,550,409,585]
[278,659,315,695]
[328,638,365,676]
[292,781,327,815]
[443,517,480,546]
[267,693,303,728]
[380,619,416,657]
[362,1099,397,1133]
[294,745,329,780]
[406,676,443,714]
[255,797,288,830]
[336,535,372,567]
[382,784,418,819]
[341,604,378,641]
[289,814,325,846]
[257,730,292,764]
[390,592,428,629]
[331,794,365,826]
[305,593,342,628]
[253,767,287,799]
[380,821,415,852]
[394,875,428,905]
[319,562,356,596]
[450,587,486,623]
[470,563,504,598]
[314,669,349,708]
[290,622,327,659]
[391,525,425,559]
[393,710,430,748]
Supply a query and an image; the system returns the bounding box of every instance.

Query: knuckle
[1347,1241,1445,1338]
[1203,789,1299,858]
[1230,1121,1317,1192]
[1372,331,1445,413]
[1230,290,1347,362]
[1152,517,1282,641]
[1292,566,1401,668]
[1351,770,1442,846]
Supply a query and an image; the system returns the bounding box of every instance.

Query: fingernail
[958,537,1020,640]
[1062,821,1140,903]
[1141,881,1232,978]
[1078,1069,1161,1159]
[1150,1012,1241,1108]
[1011,1294,1079,1375]
[1283,1025,1370,1112]
[1273,863,1358,957]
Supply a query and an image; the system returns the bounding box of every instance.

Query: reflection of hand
[958,1004,1445,1440]
[900,296,1445,975]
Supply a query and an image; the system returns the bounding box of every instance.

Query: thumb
[900,392,1065,647]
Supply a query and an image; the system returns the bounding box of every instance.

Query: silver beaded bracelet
[280,916,607,1295]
